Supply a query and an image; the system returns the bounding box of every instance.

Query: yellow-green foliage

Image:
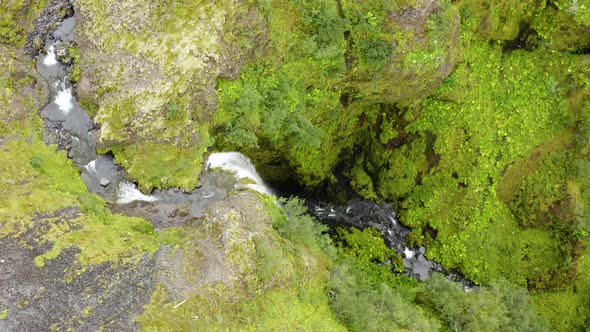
[455,0,590,51]
[34,213,159,268]
[399,42,578,285]
[338,6,590,327]
[456,0,545,41]
[532,244,590,330]
[105,142,207,192]
[137,282,346,332]
[324,5,590,330]
[0,0,48,46]
[0,45,159,271]
[215,0,461,188]
[214,0,350,185]
[336,227,403,273]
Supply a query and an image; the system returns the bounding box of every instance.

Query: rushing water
[35,15,474,285]
[35,17,274,228]
[310,199,444,281]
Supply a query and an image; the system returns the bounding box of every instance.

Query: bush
[278,197,334,254]
[328,258,440,331]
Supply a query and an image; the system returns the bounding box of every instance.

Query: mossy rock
[347,0,462,106]
[73,0,267,192]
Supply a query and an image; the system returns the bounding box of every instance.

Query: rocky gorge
[1,0,589,331]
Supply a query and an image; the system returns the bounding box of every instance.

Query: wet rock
[25,0,75,55]
[81,156,126,202]
[99,177,110,187]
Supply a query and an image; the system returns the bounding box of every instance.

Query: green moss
[75,0,264,192]
[390,38,584,288]
[34,213,158,268]
[0,0,48,46]
[0,309,7,320]
[336,227,404,273]
[157,227,186,248]
[455,0,590,52]
[67,47,82,83]
[137,282,346,331]
[17,300,29,309]
[497,129,575,204]
[456,0,545,41]
[213,0,347,186]
[136,197,344,331]
[105,142,206,193]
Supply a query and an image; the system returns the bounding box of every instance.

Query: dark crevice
[334,0,354,72]
[335,0,356,113]
[546,0,560,10]
[502,22,539,52]
[571,44,590,55]
[425,131,441,169]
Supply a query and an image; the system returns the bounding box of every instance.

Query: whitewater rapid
[205,152,274,196]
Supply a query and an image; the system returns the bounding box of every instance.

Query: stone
[99,177,110,187]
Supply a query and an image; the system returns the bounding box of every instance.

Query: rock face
[0,183,335,330]
[350,0,461,105]
[0,226,157,331]
[73,0,267,192]
[153,192,293,300]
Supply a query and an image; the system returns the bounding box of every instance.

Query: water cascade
[205,152,274,196]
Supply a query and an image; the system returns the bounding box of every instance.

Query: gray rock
[99,177,110,187]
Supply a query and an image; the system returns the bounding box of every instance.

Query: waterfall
[206,152,274,196]
[117,181,159,204]
[43,45,58,66]
[54,84,74,114]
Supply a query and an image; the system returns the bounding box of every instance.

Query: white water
[403,247,415,259]
[117,181,159,204]
[43,46,58,66]
[54,87,74,114]
[206,152,273,196]
[85,160,97,174]
[388,215,398,226]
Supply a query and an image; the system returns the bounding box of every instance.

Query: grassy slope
[0,44,161,271]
